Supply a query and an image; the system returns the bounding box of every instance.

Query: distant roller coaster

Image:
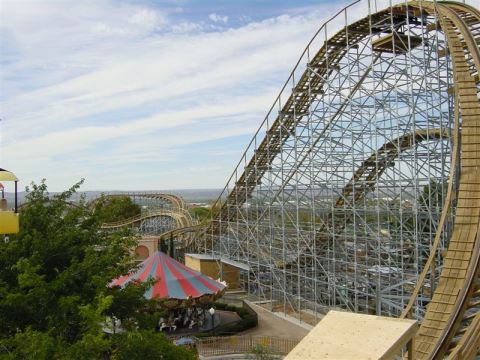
[99,193,195,235]
[182,1,480,358]
[93,192,187,211]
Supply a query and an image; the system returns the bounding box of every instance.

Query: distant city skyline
[0,0,344,191]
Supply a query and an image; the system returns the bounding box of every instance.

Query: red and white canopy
[111,251,226,306]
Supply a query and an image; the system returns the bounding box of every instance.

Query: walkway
[239,301,311,341]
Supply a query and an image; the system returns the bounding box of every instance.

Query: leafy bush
[196,301,258,337]
[189,207,211,223]
[111,330,196,360]
[0,180,195,359]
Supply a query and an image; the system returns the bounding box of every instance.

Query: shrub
[196,301,258,337]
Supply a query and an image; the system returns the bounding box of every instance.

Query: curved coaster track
[178,1,480,358]
[99,193,197,248]
[91,192,187,211]
[101,209,194,231]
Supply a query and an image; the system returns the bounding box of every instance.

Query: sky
[0,0,347,191]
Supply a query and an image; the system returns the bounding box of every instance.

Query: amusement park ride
[179,0,480,358]
[0,168,19,235]
[2,0,480,357]
[99,1,480,357]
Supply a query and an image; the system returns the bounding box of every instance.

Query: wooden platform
[284,311,418,360]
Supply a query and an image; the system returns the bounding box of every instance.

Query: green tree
[0,180,195,359]
[0,328,61,360]
[111,330,196,360]
[93,195,141,223]
[190,207,211,223]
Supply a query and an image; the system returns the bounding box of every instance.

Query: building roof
[285,310,417,360]
[185,253,250,271]
[185,253,218,261]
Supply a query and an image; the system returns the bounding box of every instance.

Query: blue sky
[0,0,346,191]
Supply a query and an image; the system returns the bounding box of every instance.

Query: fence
[196,335,298,357]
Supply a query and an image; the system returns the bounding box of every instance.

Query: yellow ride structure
[0,168,19,235]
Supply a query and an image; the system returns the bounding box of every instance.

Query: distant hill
[3,189,224,206]
[3,184,420,208]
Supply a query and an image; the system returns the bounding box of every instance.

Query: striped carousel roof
[110,251,226,300]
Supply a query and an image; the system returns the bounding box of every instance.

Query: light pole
[208,307,215,336]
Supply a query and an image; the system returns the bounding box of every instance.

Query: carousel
[110,251,227,332]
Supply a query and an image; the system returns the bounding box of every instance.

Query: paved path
[240,301,310,341]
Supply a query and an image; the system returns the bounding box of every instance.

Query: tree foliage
[93,195,141,223]
[0,180,195,359]
[189,207,211,223]
[111,330,195,360]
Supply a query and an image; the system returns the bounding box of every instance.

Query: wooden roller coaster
[100,208,194,230]
[98,192,193,232]
[144,1,479,357]
[98,193,198,251]
[91,192,187,210]
[197,1,480,358]
[401,2,480,359]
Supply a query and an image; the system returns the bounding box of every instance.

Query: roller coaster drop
[181,1,480,358]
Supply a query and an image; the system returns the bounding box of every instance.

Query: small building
[185,254,248,290]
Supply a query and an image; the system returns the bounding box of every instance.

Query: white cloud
[129,9,166,29]
[0,0,342,191]
[209,13,229,23]
[170,21,204,34]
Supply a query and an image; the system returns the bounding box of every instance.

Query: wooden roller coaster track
[99,194,198,250]
[257,128,450,270]
[336,129,450,208]
[317,128,450,259]
[100,208,194,230]
[404,2,480,359]
[213,5,394,229]
[210,2,454,231]
[92,192,187,210]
